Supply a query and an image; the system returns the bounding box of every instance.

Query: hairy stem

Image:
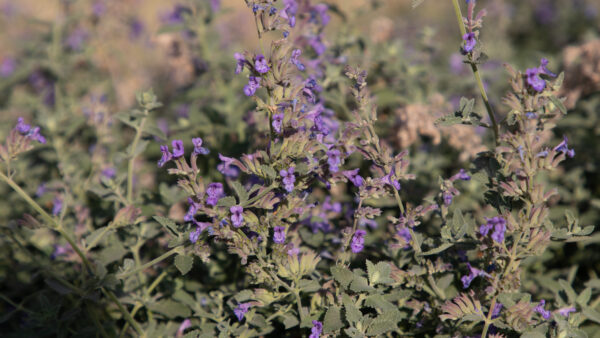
[451,0,499,146]
[116,247,180,279]
[126,114,148,204]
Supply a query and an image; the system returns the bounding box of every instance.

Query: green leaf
[342,294,362,325]
[576,287,592,306]
[549,95,567,115]
[582,307,600,324]
[144,124,167,140]
[148,299,191,318]
[129,140,149,158]
[331,265,353,289]
[558,279,577,304]
[521,331,546,338]
[411,0,426,8]
[366,260,393,285]
[281,314,299,329]
[435,115,463,127]
[323,306,343,333]
[260,165,277,179]
[175,254,194,275]
[420,243,454,256]
[230,181,249,204]
[216,196,237,208]
[297,279,320,293]
[350,275,374,293]
[153,216,178,236]
[364,294,396,312]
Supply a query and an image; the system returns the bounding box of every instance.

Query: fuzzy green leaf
[331,265,354,290]
[175,254,194,275]
[323,306,344,333]
[342,294,362,325]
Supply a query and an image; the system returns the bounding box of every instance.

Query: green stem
[451,0,499,146]
[85,221,118,251]
[116,247,180,279]
[481,296,497,338]
[103,288,145,337]
[126,115,148,204]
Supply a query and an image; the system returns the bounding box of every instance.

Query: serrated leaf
[230,181,249,204]
[420,243,454,256]
[342,294,362,325]
[364,294,396,312]
[435,115,463,127]
[216,196,236,207]
[260,165,277,179]
[175,254,194,275]
[323,306,343,333]
[282,314,299,329]
[549,95,567,115]
[297,279,320,292]
[148,299,191,318]
[559,279,577,304]
[153,216,178,236]
[583,307,600,324]
[350,275,374,293]
[331,265,353,289]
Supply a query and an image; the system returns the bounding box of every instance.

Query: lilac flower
[27,127,46,144]
[101,167,116,179]
[280,167,295,192]
[491,303,503,319]
[281,0,298,27]
[66,28,88,51]
[461,263,487,288]
[234,53,246,74]
[192,137,210,155]
[309,35,326,55]
[535,300,551,320]
[0,57,16,77]
[177,319,191,336]
[51,244,70,260]
[210,0,220,12]
[538,58,556,77]
[158,145,173,167]
[455,169,471,181]
[553,135,575,158]
[326,149,341,173]
[129,19,145,39]
[217,154,240,178]
[351,229,366,253]
[206,183,224,206]
[254,54,270,74]
[287,246,300,256]
[290,49,305,71]
[15,118,31,134]
[526,67,546,92]
[273,226,286,244]
[536,150,549,158]
[36,183,47,197]
[244,76,261,96]
[382,168,401,190]
[525,112,538,119]
[161,4,189,25]
[558,306,576,317]
[310,4,330,26]
[52,196,63,216]
[92,1,106,16]
[462,32,476,53]
[359,218,377,229]
[230,205,244,228]
[190,221,211,243]
[397,227,412,248]
[443,192,453,206]
[234,303,251,321]
[272,113,284,133]
[309,320,323,338]
[184,198,199,222]
[479,216,506,244]
[343,169,364,187]
[171,140,185,158]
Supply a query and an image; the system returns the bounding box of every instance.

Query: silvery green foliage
[0,0,599,337]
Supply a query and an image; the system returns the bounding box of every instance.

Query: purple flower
[129,19,145,39]
[462,32,476,53]
[217,154,240,178]
[558,306,576,317]
[280,167,295,192]
[27,127,46,144]
[158,145,173,167]
[290,49,305,71]
[461,263,487,288]
[210,0,220,11]
[454,169,471,181]
[326,149,342,173]
[397,227,412,248]
[491,303,503,319]
[553,135,575,158]
[535,300,551,320]
[254,54,270,74]
[538,58,556,77]
[189,221,211,243]
[351,229,366,253]
[287,246,300,256]
[51,244,70,260]
[172,140,184,158]
[0,57,16,77]
[526,67,546,92]
[92,1,106,16]
[273,226,286,244]
[234,53,247,75]
[36,183,47,197]
[206,183,224,206]
[52,196,63,216]
[309,320,323,338]
[15,117,31,134]
[184,198,199,222]
[101,167,116,179]
[192,137,210,155]
[382,168,401,190]
[177,319,191,336]
[66,28,88,51]
[343,169,364,187]
[244,76,261,96]
[443,192,453,206]
[234,303,251,321]
[281,0,298,27]
[272,113,284,133]
[479,216,506,243]
[161,4,189,25]
[230,205,244,228]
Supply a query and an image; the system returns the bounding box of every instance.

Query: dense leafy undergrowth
[1,0,600,337]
